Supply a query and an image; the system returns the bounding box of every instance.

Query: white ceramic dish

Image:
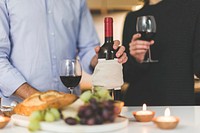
[11,114,128,133]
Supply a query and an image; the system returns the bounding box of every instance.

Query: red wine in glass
[138,31,156,41]
[60,59,82,94]
[60,76,82,88]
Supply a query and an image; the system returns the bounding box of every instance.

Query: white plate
[11,114,129,133]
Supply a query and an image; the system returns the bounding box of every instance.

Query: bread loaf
[13,90,78,116]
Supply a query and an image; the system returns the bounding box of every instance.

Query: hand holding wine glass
[60,59,82,94]
[136,15,158,63]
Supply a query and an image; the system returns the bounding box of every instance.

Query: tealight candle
[132,104,155,122]
[153,107,179,129]
[0,116,10,129]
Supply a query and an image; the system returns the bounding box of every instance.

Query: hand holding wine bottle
[92,17,125,100]
[91,18,127,66]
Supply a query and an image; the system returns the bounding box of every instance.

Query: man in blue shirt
[0,0,127,105]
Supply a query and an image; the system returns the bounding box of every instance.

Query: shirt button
[54,78,59,82]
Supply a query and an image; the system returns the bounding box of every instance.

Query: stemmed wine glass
[60,59,82,94]
[136,15,158,63]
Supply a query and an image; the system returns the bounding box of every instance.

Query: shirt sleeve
[193,9,200,78]
[0,1,26,97]
[122,12,150,83]
[77,0,100,74]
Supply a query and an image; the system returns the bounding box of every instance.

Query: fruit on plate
[80,86,112,103]
[78,98,118,125]
[64,87,120,125]
[27,87,123,130]
[28,108,61,131]
[28,119,40,131]
[49,108,61,120]
[29,110,43,121]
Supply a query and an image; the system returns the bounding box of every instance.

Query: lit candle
[136,104,153,115]
[156,108,177,122]
[132,103,155,122]
[153,107,179,129]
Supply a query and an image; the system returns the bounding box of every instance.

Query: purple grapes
[77,98,117,125]
[64,117,78,125]
[64,98,119,125]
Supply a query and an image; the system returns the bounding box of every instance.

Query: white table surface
[1,106,200,133]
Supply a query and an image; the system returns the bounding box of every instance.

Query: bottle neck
[105,37,113,44]
[98,17,116,60]
[104,17,113,39]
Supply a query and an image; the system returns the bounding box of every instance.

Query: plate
[11,114,129,133]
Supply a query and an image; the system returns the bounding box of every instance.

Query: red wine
[60,76,81,87]
[138,31,156,41]
[98,17,117,60]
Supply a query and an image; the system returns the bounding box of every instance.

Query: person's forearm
[14,83,39,100]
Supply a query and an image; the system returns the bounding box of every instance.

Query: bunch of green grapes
[80,86,112,103]
[28,108,61,131]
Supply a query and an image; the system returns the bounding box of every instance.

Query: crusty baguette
[13,90,78,116]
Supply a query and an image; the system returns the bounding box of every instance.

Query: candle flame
[164,107,171,117]
[142,103,147,111]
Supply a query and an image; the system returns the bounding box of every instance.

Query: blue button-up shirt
[0,0,100,105]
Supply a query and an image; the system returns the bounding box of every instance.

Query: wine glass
[60,59,82,94]
[136,15,158,63]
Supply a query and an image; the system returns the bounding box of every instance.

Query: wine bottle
[97,17,121,100]
[98,17,117,60]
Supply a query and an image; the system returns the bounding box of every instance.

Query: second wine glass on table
[60,59,82,94]
[136,15,158,63]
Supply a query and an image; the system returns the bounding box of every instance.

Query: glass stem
[148,48,152,61]
[69,87,74,94]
